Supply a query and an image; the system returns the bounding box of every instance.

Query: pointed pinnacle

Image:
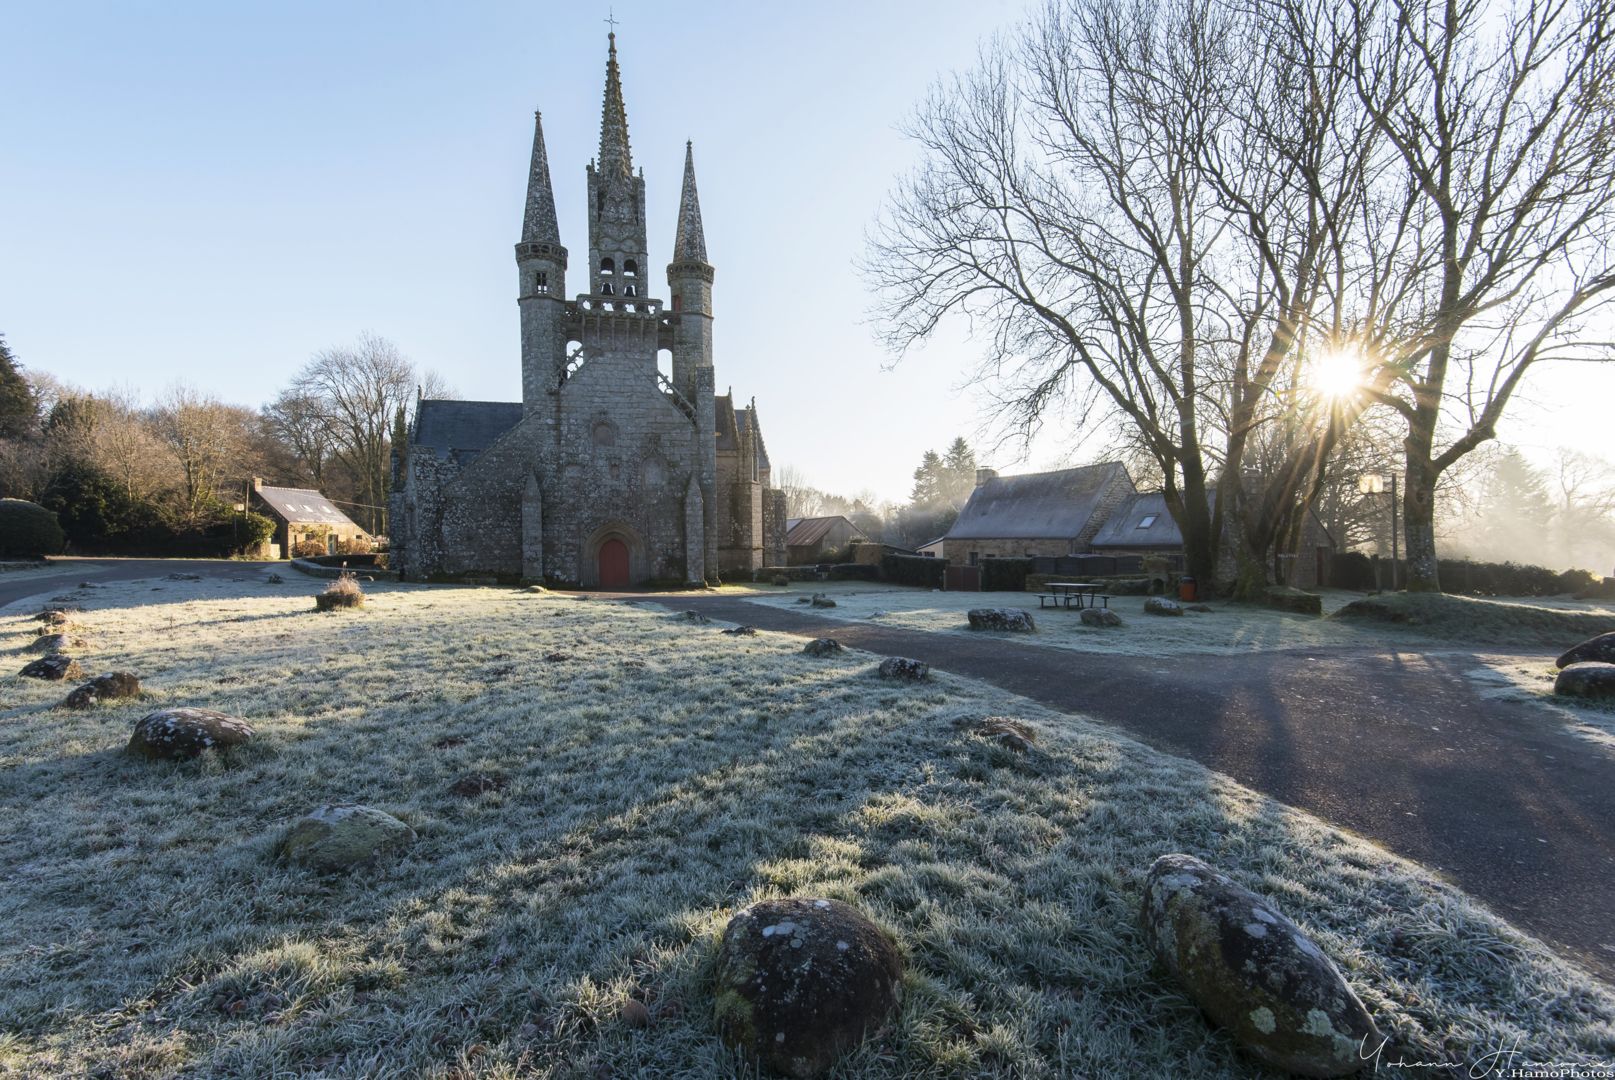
[598,32,633,179]
[522,110,560,244]
[673,141,708,263]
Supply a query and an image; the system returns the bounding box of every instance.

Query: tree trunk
[1402,462,1440,591]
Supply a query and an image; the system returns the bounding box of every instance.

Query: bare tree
[92,388,171,503]
[774,464,831,518]
[291,333,416,533]
[154,384,256,527]
[1349,0,1615,589]
[262,389,335,490]
[868,0,1384,592]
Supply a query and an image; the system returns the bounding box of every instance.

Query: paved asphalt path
[653,594,1615,985]
[0,557,276,611]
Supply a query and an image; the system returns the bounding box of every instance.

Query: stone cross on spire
[597,32,633,180]
[673,141,708,263]
[521,111,560,244]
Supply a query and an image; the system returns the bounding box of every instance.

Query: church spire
[673,141,708,264]
[597,32,633,180]
[522,110,560,244]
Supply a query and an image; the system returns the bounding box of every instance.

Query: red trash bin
[1178,575,1197,602]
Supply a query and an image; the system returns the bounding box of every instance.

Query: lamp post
[1357,473,1400,590]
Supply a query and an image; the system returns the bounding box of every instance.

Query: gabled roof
[946,463,1128,541]
[785,515,867,548]
[1088,490,1211,548]
[255,486,361,529]
[412,400,524,465]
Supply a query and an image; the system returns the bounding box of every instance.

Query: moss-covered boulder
[877,657,928,682]
[20,655,82,681]
[803,638,844,657]
[1141,854,1382,1077]
[966,608,1036,632]
[277,804,415,873]
[1556,631,1615,669]
[1554,662,1615,700]
[714,898,903,1078]
[62,671,141,709]
[128,708,255,761]
[1144,596,1185,616]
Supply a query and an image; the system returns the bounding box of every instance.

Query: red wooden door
[598,538,630,588]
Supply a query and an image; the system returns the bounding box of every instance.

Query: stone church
[390,34,786,586]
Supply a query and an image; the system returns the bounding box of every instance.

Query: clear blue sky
[3,1,1607,501]
[1,0,1037,502]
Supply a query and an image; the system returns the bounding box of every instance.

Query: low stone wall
[290,558,399,582]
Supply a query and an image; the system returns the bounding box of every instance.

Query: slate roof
[412,400,524,465]
[785,515,866,548]
[946,463,1128,541]
[254,486,362,529]
[1088,490,1207,548]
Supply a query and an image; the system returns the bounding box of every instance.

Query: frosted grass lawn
[733,581,1615,657]
[1466,653,1615,752]
[1,576,1612,1077]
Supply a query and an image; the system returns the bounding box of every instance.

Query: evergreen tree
[909,449,943,506]
[938,436,977,507]
[0,334,39,439]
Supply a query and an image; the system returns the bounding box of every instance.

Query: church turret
[517,110,568,413]
[668,141,715,399]
[586,33,649,304]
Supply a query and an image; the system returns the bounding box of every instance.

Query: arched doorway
[597,537,630,588]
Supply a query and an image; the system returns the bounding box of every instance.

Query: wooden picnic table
[1042,582,1107,609]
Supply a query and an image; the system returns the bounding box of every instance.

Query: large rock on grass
[810,594,837,609]
[128,708,255,760]
[877,657,929,682]
[1554,662,1615,700]
[277,804,415,873]
[1141,854,1383,1078]
[1264,586,1324,616]
[966,608,1035,632]
[27,633,73,653]
[1556,631,1615,669]
[1144,596,1185,617]
[62,672,141,709]
[1080,608,1122,627]
[20,655,82,681]
[714,898,903,1078]
[803,638,844,657]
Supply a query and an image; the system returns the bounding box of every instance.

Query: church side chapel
[389,33,786,586]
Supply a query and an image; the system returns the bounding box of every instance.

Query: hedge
[981,557,1033,592]
[0,499,65,558]
[1330,551,1376,591]
[882,553,946,588]
[1437,559,1598,597]
[827,563,881,581]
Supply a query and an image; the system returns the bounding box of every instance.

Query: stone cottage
[940,464,1137,565]
[389,33,786,585]
[250,479,368,559]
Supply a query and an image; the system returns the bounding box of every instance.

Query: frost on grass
[0,579,1612,1077]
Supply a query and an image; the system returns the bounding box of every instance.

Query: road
[0,557,275,610]
[653,593,1615,985]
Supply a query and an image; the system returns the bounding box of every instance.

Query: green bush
[0,498,65,558]
[827,563,880,581]
[1437,558,1588,597]
[981,557,1032,592]
[882,553,946,588]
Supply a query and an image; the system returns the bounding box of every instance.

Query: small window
[969,551,979,566]
[534,271,548,294]
[592,421,616,448]
[1137,514,1158,529]
[624,284,637,297]
[600,257,615,274]
[623,259,638,277]
[601,282,613,295]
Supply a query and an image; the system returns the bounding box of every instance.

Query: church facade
[389,34,786,586]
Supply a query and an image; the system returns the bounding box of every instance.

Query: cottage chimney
[975,467,998,487]
[251,476,263,492]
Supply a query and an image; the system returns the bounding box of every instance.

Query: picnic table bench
[1035,582,1111,610]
